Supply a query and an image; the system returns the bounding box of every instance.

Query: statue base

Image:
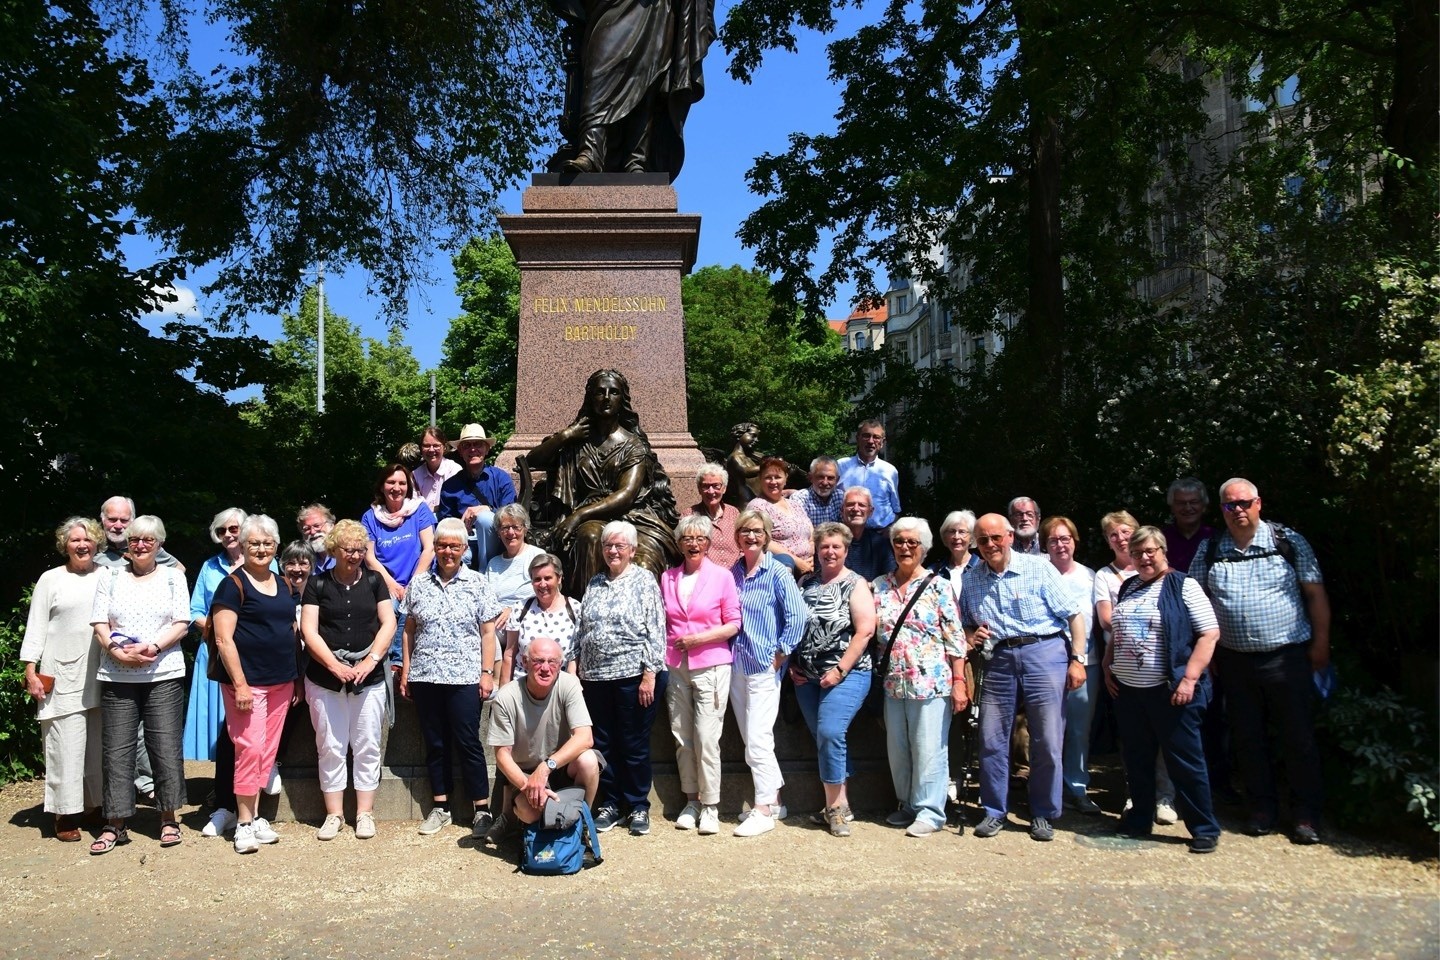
[495,173,707,489]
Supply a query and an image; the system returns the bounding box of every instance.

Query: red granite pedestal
[495,173,707,487]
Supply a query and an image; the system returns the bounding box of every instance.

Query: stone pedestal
[495,173,706,487]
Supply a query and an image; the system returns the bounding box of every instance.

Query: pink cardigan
[660,558,741,670]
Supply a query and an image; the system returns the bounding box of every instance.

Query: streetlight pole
[316,264,326,414]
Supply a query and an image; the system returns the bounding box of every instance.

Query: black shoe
[1244,818,1274,837]
[593,805,622,833]
[629,809,651,836]
[1291,822,1321,845]
[1188,836,1219,854]
[973,815,1005,838]
[1115,821,1152,840]
[1029,817,1054,842]
[1212,785,1243,806]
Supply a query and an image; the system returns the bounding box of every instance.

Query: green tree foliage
[242,288,430,519]
[107,0,562,325]
[434,236,522,445]
[682,265,853,462]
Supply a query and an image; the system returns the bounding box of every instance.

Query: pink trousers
[222,682,292,796]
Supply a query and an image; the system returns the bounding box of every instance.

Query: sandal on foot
[89,825,129,855]
[159,821,182,847]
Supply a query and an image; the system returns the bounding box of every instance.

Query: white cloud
[146,283,200,317]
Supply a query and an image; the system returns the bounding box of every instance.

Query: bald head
[975,513,1015,571]
[524,637,564,697]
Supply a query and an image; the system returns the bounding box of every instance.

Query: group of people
[19,414,1332,858]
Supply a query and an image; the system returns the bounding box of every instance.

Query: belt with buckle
[995,633,1061,649]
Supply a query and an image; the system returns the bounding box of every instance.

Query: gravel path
[0,773,1434,959]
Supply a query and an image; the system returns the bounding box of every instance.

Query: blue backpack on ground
[520,787,602,875]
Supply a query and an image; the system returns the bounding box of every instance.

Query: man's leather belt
[995,632,1063,648]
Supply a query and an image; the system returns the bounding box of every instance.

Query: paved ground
[0,771,1434,959]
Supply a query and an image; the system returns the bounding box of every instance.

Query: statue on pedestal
[546,0,715,180]
[524,369,681,595]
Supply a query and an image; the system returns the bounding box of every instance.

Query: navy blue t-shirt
[211,571,300,686]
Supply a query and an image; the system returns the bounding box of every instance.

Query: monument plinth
[496,173,705,484]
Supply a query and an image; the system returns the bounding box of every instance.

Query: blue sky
[133,4,871,371]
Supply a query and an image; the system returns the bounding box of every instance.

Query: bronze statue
[527,368,681,595]
[546,0,715,180]
[724,421,764,508]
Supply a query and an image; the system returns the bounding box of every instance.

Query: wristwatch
[481,669,494,676]
[367,652,383,663]
[1068,653,1084,663]
[544,757,559,772]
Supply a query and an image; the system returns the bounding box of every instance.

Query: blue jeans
[466,511,501,572]
[1114,680,1219,839]
[410,682,489,802]
[387,604,407,665]
[584,673,668,813]
[1063,663,1100,797]
[794,669,869,784]
[883,695,951,829]
[978,638,1067,820]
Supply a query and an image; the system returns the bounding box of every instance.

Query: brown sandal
[159,821,182,847]
[89,825,129,855]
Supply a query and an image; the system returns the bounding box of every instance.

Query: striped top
[730,554,807,675]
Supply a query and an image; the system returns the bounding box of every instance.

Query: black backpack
[1201,521,1297,583]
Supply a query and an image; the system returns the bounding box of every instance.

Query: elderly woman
[1095,509,1176,824]
[88,515,191,854]
[486,503,546,622]
[681,462,742,569]
[1042,517,1100,814]
[21,517,104,841]
[746,456,814,575]
[1103,526,1222,853]
[729,509,807,837]
[186,507,251,839]
[211,515,301,854]
[413,426,461,512]
[280,541,315,594]
[932,510,979,586]
[660,515,740,835]
[873,517,968,838]
[791,522,876,837]
[575,520,668,836]
[301,520,396,841]
[401,517,503,839]
[499,553,580,684]
[362,461,437,665]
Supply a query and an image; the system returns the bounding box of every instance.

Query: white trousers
[306,679,386,793]
[668,661,731,805]
[41,708,102,814]
[729,668,784,806]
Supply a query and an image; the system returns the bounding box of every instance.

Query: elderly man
[1189,478,1330,844]
[680,462,741,569]
[486,637,603,841]
[1007,497,1044,555]
[1161,478,1215,574]
[840,488,896,581]
[96,496,184,571]
[837,419,901,529]
[439,423,517,571]
[297,503,336,573]
[789,456,844,528]
[962,514,1086,841]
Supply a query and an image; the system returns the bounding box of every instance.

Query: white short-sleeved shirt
[1110,576,1218,688]
[91,566,190,683]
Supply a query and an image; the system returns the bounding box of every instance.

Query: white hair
[601,519,638,547]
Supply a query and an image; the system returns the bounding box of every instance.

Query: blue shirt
[959,551,1080,657]
[730,554,807,675]
[438,465,518,521]
[790,487,842,528]
[836,455,902,527]
[846,527,897,581]
[1188,522,1322,653]
[361,503,436,587]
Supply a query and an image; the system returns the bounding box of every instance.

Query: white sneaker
[698,806,719,835]
[675,801,700,831]
[263,764,283,796]
[772,803,788,821]
[233,822,258,854]
[201,808,236,838]
[316,814,344,841]
[905,820,939,838]
[251,817,279,844]
[1155,800,1179,825]
[354,812,376,839]
[418,807,452,836]
[733,811,775,837]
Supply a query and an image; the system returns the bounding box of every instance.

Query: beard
[307,533,328,552]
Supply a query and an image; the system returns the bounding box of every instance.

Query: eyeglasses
[434,542,465,552]
[1222,498,1257,512]
[1046,536,1074,546]
[497,524,525,534]
[338,546,366,556]
[680,535,710,544]
[1012,510,1038,520]
[892,538,922,549]
[976,534,1008,545]
[246,540,277,550]
[127,536,157,546]
[529,657,562,668]
[215,524,240,535]
[1131,547,1163,558]
[737,528,767,539]
[602,542,632,553]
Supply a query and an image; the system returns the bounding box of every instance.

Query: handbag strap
[877,571,938,674]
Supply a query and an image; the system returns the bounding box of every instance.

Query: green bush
[1320,686,1440,835]
[0,590,43,784]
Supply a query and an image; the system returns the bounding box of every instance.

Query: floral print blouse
[872,571,966,700]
